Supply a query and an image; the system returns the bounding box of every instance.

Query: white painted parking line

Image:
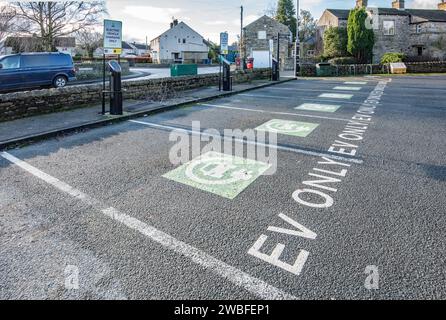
[295,103,341,113]
[0,151,297,300]
[198,103,350,122]
[344,81,367,85]
[238,93,291,100]
[302,98,362,105]
[333,86,362,91]
[270,87,366,94]
[319,93,354,99]
[129,120,364,164]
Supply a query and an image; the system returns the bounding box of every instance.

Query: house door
[172,52,182,63]
[416,46,423,57]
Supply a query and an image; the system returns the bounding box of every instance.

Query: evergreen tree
[276,0,297,40]
[323,27,348,58]
[347,7,375,63]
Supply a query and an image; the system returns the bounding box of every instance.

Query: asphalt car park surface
[0,75,445,300]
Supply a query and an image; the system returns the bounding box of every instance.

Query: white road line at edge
[238,93,291,99]
[129,120,364,165]
[0,151,297,300]
[198,103,350,122]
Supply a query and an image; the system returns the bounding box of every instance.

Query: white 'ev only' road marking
[0,151,297,300]
[247,79,390,276]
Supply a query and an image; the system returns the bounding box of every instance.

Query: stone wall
[405,61,446,73]
[0,68,271,122]
[300,61,446,77]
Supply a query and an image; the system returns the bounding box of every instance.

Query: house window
[178,39,181,43]
[258,31,267,40]
[183,39,186,44]
[416,25,422,34]
[383,20,395,36]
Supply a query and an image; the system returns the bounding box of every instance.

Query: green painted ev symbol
[256,119,319,137]
[163,152,271,199]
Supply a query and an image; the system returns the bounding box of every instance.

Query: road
[125,66,220,81]
[21,66,220,88]
[0,75,445,300]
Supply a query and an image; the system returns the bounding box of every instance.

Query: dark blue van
[0,52,76,92]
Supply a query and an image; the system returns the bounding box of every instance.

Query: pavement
[0,75,445,300]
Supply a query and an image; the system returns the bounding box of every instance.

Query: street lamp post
[295,0,300,77]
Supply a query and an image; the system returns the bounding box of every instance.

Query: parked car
[0,52,76,92]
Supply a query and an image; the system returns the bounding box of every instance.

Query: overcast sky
[107,0,439,44]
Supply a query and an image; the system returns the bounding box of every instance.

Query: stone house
[242,15,294,70]
[317,0,446,63]
[150,19,209,64]
[130,42,150,56]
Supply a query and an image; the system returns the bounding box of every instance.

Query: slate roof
[151,21,205,43]
[406,9,446,22]
[375,8,410,16]
[326,7,446,22]
[326,9,350,20]
[121,41,133,50]
[243,15,291,32]
[131,43,149,50]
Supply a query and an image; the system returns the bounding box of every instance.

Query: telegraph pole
[240,5,244,69]
[295,0,300,77]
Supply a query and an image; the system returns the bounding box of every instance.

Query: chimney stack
[439,1,446,11]
[170,18,179,28]
[356,0,368,8]
[392,0,405,9]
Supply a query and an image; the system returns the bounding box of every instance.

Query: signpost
[102,20,123,115]
[220,32,229,55]
[219,32,229,91]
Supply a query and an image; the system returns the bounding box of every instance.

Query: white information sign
[104,20,122,50]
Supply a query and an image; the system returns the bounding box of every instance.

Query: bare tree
[0,4,17,51]
[263,1,277,18]
[11,1,106,51]
[76,29,102,57]
[299,10,317,43]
